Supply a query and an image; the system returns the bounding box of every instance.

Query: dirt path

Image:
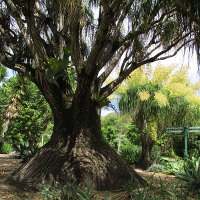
[0,154,41,200]
[0,154,187,200]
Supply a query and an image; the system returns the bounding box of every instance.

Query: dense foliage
[0,76,53,154]
[101,113,141,164]
[116,65,200,168]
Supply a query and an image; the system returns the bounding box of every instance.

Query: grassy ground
[0,154,199,200]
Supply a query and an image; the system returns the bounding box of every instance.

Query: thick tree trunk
[135,112,155,170]
[136,139,155,170]
[137,146,152,170]
[7,99,146,191]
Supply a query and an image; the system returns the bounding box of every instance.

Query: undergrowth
[18,174,200,200]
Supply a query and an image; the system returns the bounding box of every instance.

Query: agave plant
[175,156,200,193]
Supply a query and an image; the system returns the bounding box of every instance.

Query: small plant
[123,176,138,198]
[147,164,165,173]
[160,157,184,175]
[14,142,38,162]
[0,141,13,154]
[40,181,103,200]
[175,155,200,193]
[120,145,141,164]
[164,161,184,175]
[124,174,189,200]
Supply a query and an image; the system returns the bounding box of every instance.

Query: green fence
[165,121,200,155]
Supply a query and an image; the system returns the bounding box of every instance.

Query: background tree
[4,77,53,148]
[0,65,7,134]
[101,113,141,165]
[0,75,22,141]
[0,64,6,82]
[0,0,198,190]
[118,65,200,169]
[101,113,132,153]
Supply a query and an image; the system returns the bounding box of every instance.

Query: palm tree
[0,0,199,190]
[118,66,200,169]
[0,76,24,141]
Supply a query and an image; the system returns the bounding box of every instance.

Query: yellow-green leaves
[147,116,158,141]
[152,65,174,84]
[126,67,148,86]
[163,66,199,105]
[139,91,150,101]
[154,92,168,106]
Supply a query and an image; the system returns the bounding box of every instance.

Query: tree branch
[172,0,200,26]
[100,33,193,98]
[5,3,30,45]
[84,1,122,75]
[21,1,48,62]
[69,1,82,74]
[98,44,129,85]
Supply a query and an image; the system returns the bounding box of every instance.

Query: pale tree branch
[70,1,82,74]
[156,39,194,61]
[84,1,123,75]
[98,43,129,85]
[120,51,132,73]
[100,33,193,98]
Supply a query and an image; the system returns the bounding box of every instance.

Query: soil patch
[0,153,40,200]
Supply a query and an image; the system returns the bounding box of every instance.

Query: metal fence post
[184,120,188,156]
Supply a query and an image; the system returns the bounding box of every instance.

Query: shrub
[39,181,109,200]
[147,164,165,173]
[163,160,184,175]
[0,142,13,154]
[175,155,200,193]
[14,142,38,162]
[120,144,141,164]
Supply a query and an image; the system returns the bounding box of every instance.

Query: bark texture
[136,111,155,170]
[7,98,146,191]
[137,143,153,170]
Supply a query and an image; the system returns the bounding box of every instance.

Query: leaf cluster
[0,76,53,148]
[176,155,200,193]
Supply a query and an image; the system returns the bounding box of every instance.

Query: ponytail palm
[118,66,200,169]
[1,0,200,190]
[119,80,167,169]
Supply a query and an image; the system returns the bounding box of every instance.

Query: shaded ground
[0,153,193,200]
[0,153,41,200]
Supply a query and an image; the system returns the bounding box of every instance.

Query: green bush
[0,142,13,154]
[120,144,141,164]
[147,164,165,173]
[14,142,38,162]
[150,144,160,161]
[162,159,184,175]
[176,155,200,193]
[39,181,111,200]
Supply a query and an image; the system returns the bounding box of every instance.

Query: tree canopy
[118,65,200,169]
[0,0,198,106]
